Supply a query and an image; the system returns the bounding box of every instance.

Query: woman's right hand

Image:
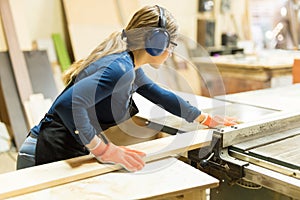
[87,136,145,172]
[95,143,145,172]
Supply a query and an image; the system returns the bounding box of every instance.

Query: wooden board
[0,0,33,102]
[0,15,7,51]
[0,130,212,199]
[8,158,219,200]
[62,0,139,60]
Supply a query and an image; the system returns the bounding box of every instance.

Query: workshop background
[0,0,300,199]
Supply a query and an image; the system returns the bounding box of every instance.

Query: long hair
[62,5,179,85]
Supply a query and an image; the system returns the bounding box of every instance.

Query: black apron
[35,80,139,165]
[35,114,90,165]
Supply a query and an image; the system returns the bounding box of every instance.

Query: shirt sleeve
[134,68,202,122]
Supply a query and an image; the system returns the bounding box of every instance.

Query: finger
[224,121,237,126]
[97,154,139,172]
[214,115,238,126]
[118,158,137,172]
[224,116,238,121]
[119,158,143,172]
[120,146,146,157]
[213,115,224,122]
[223,118,237,126]
[125,152,145,170]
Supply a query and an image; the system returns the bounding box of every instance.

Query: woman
[17,5,236,172]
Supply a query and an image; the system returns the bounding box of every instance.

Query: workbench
[191,50,298,96]
[0,112,218,200]
[7,158,218,200]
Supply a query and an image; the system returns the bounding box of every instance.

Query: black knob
[200,159,210,168]
[199,152,214,169]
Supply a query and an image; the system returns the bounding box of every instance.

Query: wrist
[196,112,209,124]
[86,136,109,156]
[90,142,109,156]
[202,114,212,127]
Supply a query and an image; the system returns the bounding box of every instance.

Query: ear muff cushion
[145,28,170,56]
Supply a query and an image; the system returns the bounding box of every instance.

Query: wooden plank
[8,158,218,200]
[0,130,212,199]
[0,15,7,51]
[0,0,33,102]
[62,0,138,60]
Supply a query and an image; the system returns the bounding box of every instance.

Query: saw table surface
[215,83,300,168]
[215,83,300,111]
[133,90,230,121]
[133,91,275,132]
[250,133,300,167]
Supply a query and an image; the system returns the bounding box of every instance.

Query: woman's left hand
[197,113,238,128]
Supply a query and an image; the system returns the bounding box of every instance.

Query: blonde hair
[62,5,178,85]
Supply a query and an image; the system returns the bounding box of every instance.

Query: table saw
[133,83,300,200]
[2,84,299,199]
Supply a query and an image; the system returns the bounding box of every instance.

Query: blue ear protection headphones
[145,5,170,56]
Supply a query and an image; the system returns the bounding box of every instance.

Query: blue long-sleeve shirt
[31,51,201,145]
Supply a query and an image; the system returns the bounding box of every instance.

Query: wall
[0,0,198,52]
[139,0,198,41]
[0,0,65,51]
[3,0,287,54]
